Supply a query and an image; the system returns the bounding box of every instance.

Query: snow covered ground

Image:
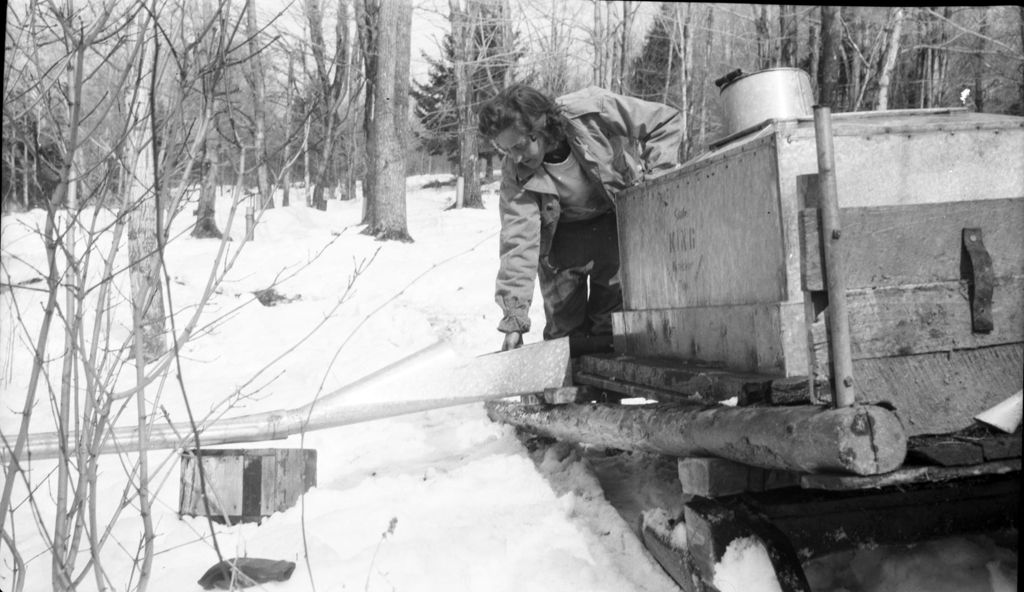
[0,177,1018,591]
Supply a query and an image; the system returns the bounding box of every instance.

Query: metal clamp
[962,228,994,333]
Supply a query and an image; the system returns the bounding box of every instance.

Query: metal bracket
[962,228,994,333]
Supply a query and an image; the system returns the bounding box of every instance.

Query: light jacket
[494,87,683,334]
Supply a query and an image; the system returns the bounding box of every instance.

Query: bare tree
[361,0,412,241]
[973,6,990,112]
[877,7,905,111]
[450,0,482,209]
[818,5,842,107]
[305,0,353,211]
[779,5,798,67]
[246,0,273,209]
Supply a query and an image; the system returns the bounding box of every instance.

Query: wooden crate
[614,109,1024,435]
[179,448,317,524]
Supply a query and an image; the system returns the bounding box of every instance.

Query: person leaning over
[477,83,683,355]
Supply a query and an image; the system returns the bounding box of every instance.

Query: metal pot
[715,68,814,137]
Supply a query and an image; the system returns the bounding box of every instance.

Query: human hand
[501,331,523,351]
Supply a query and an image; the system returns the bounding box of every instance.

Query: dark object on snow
[198,558,296,590]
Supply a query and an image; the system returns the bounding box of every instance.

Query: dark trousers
[539,211,622,342]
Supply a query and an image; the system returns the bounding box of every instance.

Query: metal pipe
[813,105,856,407]
[7,338,571,461]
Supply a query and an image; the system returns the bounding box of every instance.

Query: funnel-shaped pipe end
[974,389,1023,433]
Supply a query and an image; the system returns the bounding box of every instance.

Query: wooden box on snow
[613,108,1024,435]
[179,448,316,524]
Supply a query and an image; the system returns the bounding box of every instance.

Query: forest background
[4,2,1023,227]
[1,3,1022,591]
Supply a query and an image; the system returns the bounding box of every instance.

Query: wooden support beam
[575,355,831,406]
[485,401,906,475]
[812,106,856,407]
[799,458,1020,491]
[678,457,800,497]
[752,472,1020,559]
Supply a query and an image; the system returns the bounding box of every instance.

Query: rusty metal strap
[962,228,994,333]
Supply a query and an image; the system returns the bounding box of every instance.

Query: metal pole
[812,106,856,407]
[9,338,571,460]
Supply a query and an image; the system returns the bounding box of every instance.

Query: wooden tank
[613,108,1024,435]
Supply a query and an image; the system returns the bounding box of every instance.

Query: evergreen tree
[631,4,681,104]
[411,5,519,166]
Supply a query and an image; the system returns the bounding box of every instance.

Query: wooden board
[843,343,1023,436]
[180,448,317,524]
[799,198,1024,292]
[677,457,800,497]
[575,354,777,403]
[808,277,1024,361]
[612,303,807,375]
[616,138,788,311]
[575,354,829,406]
[799,459,1021,491]
[777,118,1024,209]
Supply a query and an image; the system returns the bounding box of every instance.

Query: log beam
[485,401,907,475]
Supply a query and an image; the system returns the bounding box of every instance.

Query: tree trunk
[306,0,351,211]
[973,7,989,112]
[485,401,907,476]
[698,5,713,149]
[592,0,603,86]
[362,0,412,241]
[678,4,692,161]
[779,5,798,67]
[754,4,771,70]
[357,0,378,224]
[876,8,904,111]
[282,50,295,207]
[126,23,166,364]
[818,5,842,108]
[193,0,223,237]
[618,1,633,94]
[1019,6,1024,115]
[246,0,272,209]
[192,138,223,238]
[808,19,819,90]
[450,0,482,209]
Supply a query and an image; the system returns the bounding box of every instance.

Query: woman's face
[493,125,547,173]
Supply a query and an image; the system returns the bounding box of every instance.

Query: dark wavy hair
[477,83,566,144]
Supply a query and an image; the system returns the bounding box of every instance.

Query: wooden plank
[677,457,800,497]
[777,119,1024,208]
[841,343,1023,436]
[800,198,1024,291]
[613,303,807,375]
[907,431,1022,467]
[242,455,262,520]
[755,472,1020,560]
[799,459,1021,491]
[180,449,316,524]
[486,401,907,475]
[907,439,986,467]
[616,141,787,310]
[572,372,707,404]
[809,277,1024,361]
[575,354,777,403]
